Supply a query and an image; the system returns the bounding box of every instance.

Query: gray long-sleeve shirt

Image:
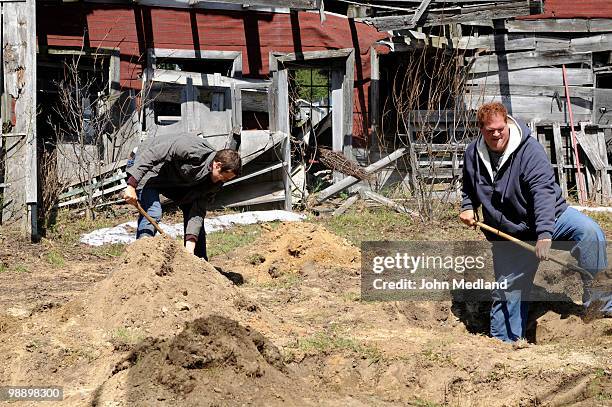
[126,134,222,240]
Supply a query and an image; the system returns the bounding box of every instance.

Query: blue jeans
[490,207,610,343]
[136,187,209,260]
[136,187,162,239]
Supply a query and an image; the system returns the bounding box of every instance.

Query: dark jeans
[136,187,208,260]
[490,207,610,343]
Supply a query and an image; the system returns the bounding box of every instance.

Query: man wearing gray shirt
[122,134,241,259]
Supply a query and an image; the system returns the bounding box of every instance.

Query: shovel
[475,221,592,280]
[135,202,165,235]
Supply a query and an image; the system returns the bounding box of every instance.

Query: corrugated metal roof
[530,0,612,19]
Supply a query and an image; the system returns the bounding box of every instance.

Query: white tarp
[80,210,305,246]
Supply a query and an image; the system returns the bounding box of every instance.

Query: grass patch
[208,223,274,259]
[91,244,126,258]
[258,273,302,289]
[586,369,612,402]
[317,207,417,245]
[340,291,360,302]
[247,253,266,265]
[46,210,126,246]
[13,264,29,273]
[0,264,7,273]
[109,326,145,347]
[316,205,481,245]
[294,331,382,362]
[584,211,612,236]
[45,250,65,268]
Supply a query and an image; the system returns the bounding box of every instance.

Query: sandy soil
[0,222,610,406]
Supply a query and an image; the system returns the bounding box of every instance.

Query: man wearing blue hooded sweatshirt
[460,102,611,343]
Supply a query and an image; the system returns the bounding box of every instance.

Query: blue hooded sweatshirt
[461,116,568,241]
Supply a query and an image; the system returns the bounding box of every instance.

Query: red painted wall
[527,0,612,18]
[37,5,388,144]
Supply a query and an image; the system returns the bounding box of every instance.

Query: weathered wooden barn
[1,0,388,239]
[356,0,612,212]
[3,0,612,239]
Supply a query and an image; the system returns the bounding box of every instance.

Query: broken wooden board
[215,181,286,208]
[575,130,606,171]
[239,130,286,166]
[363,1,530,31]
[359,189,422,220]
[333,194,360,216]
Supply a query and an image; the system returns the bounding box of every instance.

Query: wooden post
[370,46,380,153]
[552,123,568,198]
[275,69,292,211]
[598,130,611,203]
[331,69,344,183]
[579,123,597,202]
[1,0,38,239]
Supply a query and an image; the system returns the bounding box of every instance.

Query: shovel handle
[474,221,592,279]
[136,202,165,235]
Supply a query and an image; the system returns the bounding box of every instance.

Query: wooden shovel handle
[475,221,592,279]
[136,202,165,235]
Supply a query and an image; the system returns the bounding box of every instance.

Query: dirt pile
[80,236,268,338]
[230,222,360,282]
[94,315,320,406]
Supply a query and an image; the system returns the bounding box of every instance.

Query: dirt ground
[0,214,610,406]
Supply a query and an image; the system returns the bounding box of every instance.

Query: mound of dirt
[231,222,360,282]
[96,315,318,406]
[80,236,271,338]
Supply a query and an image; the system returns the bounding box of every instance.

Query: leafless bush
[380,45,479,220]
[47,47,151,219]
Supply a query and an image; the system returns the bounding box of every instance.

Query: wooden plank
[364,1,530,31]
[598,131,612,201]
[468,84,594,99]
[467,68,593,87]
[151,69,267,88]
[407,0,433,29]
[275,69,291,211]
[466,94,593,115]
[370,46,380,145]
[468,51,591,74]
[214,181,286,208]
[507,19,612,33]
[333,194,360,216]
[464,94,592,115]
[457,33,570,52]
[570,33,612,53]
[575,130,606,171]
[359,189,421,219]
[1,0,37,237]
[331,70,344,154]
[271,49,353,67]
[190,0,319,9]
[239,130,286,165]
[223,162,285,186]
[552,123,568,197]
[316,148,408,203]
[343,50,355,165]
